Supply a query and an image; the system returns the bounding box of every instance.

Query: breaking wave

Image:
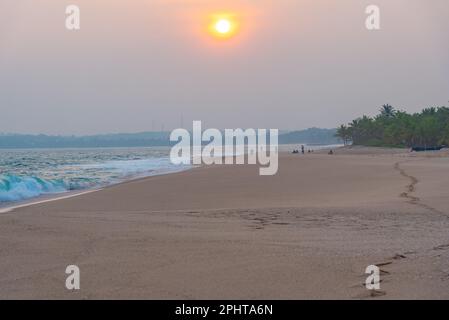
[0,175,78,202]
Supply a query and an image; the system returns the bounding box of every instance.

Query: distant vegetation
[335,105,449,148]
[0,128,340,149]
[278,128,340,145]
[0,132,170,149]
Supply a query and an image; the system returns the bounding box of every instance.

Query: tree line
[335,104,449,148]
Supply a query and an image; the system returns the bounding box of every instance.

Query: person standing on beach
[301,145,305,154]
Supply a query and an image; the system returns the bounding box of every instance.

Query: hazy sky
[0,0,448,135]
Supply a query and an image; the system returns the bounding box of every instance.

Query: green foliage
[336,105,449,147]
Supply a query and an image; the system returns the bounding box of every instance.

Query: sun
[215,19,232,34]
[208,13,239,39]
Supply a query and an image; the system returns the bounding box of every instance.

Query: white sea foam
[0,147,191,204]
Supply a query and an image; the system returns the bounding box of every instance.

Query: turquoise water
[0,147,190,203]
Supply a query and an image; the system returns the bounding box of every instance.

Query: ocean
[0,147,191,204]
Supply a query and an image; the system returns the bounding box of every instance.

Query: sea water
[0,147,191,204]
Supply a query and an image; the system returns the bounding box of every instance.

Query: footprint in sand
[369,290,387,297]
[353,254,409,298]
[392,253,407,260]
[433,244,449,251]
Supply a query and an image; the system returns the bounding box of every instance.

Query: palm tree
[335,125,351,145]
[421,107,436,116]
[380,104,396,118]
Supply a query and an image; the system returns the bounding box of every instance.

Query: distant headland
[0,128,341,149]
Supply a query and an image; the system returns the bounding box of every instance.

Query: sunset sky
[0,0,448,135]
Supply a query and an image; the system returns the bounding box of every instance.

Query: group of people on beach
[292,145,305,154]
[292,145,334,155]
[292,145,314,154]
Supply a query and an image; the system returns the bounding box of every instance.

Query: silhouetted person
[301,145,305,154]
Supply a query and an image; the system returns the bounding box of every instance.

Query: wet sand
[1,147,449,299]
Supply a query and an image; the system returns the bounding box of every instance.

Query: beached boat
[411,145,446,152]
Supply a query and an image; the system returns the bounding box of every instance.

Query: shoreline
[0,189,102,214]
[0,145,341,214]
[0,165,196,214]
[0,145,442,215]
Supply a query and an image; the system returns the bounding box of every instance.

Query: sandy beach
[1,147,449,299]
